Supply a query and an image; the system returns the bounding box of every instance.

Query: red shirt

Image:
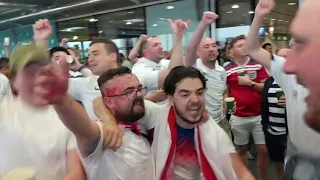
[224,59,269,117]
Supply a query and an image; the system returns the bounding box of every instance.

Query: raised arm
[157,19,187,88]
[128,34,148,63]
[33,19,52,49]
[246,0,275,70]
[185,12,218,66]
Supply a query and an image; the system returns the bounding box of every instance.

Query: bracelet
[77,65,85,72]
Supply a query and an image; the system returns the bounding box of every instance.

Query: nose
[282,56,297,75]
[88,56,94,64]
[190,93,200,103]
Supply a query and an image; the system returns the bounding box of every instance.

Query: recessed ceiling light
[232,4,239,9]
[159,18,166,20]
[73,36,78,40]
[271,18,276,21]
[288,2,296,5]
[153,24,158,27]
[89,18,98,22]
[126,22,132,25]
[108,20,114,23]
[226,11,233,14]
[248,11,254,14]
[167,6,174,10]
[264,17,268,20]
[269,27,274,32]
[285,21,289,23]
[278,20,283,22]
[128,11,134,14]
[99,31,103,33]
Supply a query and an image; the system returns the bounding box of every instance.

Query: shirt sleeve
[138,100,162,130]
[0,75,12,100]
[256,66,270,82]
[270,55,292,91]
[67,133,77,150]
[133,68,160,91]
[68,78,85,101]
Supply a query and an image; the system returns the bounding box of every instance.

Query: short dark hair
[163,66,207,96]
[90,38,121,66]
[0,57,9,69]
[98,66,131,96]
[49,46,70,57]
[229,35,246,49]
[262,43,272,49]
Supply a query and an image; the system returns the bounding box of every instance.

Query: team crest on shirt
[247,71,257,80]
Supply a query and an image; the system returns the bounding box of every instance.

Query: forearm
[185,22,207,66]
[168,34,184,69]
[252,82,265,93]
[4,46,10,57]
[54,94,98,139]
[246,16,265,53]
[230,153,255,180]
[93,96,117,124]
[129,40,143,63]
[36,39,50,49]
[64,149,86,180]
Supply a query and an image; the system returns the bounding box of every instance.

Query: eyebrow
[122,84,143,92]
[178,88,204,93]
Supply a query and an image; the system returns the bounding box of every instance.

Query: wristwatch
[251,82,256,88]
[77,65,85,72]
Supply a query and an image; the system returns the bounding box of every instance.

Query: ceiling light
[167,6,174,9]
[99,31,103,33]
[264,17,268,20]
[124,18,144,23]
[269,27,274,32]
[285,21,289,23]
[248,11,254,14]
[128,11,134,14]
[226,11,233,14]
[232,4,239,9]
[278,20,283,22]
[89,18,98,22]
[271,18,276,21]
[159,18,166,20]
[108,20,114,23]
[153,24,158,27]
[73,36,78,40]
[126,22,132,25]
[288,2,296,5]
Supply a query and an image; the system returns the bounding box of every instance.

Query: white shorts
[230,115,265,146]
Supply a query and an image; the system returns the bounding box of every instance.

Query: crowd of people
[1,0,320,179]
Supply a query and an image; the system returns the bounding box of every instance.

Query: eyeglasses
[106,87,148,101]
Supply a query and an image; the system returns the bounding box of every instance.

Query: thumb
[59,56,70,78]
[167,19,174,26]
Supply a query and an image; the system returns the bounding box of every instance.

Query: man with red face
[246,0,320,178]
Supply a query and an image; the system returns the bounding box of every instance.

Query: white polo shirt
[132,57,170,105]
[79,100,157,180]
[270,55,320,156]
[192,59,227,122]
[68,75,101,120]
[0,97,76,180]
[0,73,12,100]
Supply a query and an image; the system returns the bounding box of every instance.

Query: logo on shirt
[247,71,257,80]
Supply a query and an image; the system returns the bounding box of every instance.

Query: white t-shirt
[132,57,170,105]
[192,59,227,122]
[68,75,101,120]
[69,70,83,78]
[0,73,12,100]
[0,97,76,180]
[270,55,320,156]
[79,100,157,180]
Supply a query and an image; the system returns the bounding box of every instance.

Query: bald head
[197,37,219,63]
[277,48,291,59]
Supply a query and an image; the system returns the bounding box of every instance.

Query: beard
[115,97,145,123]
[174,104,202,125]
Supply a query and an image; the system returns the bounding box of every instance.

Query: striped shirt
[266,81,287,135]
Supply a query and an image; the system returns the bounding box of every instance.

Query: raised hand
[33,19,53,41]
[168,19,190,36]
[60,38,69,46]
[33,56,69,105]
[201,11,219,25]
[255,0,275,17]
[139,34,148,41]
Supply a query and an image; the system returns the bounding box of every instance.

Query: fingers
[102,124,123,150]
[59,56,71,78]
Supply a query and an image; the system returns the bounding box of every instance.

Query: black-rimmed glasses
[106,87,148,101]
